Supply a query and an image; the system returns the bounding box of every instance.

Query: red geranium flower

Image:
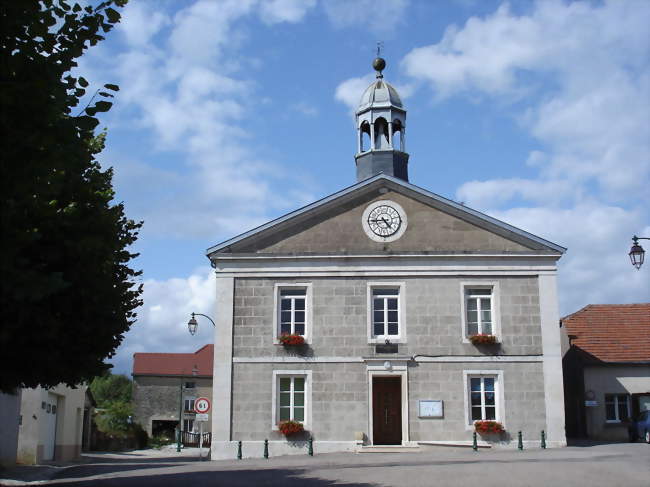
[279,333,305,346]
[278,420,304,436]
[469,334,498,345]
[474,420,504,434]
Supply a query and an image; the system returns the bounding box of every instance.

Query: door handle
[385,408,388,425]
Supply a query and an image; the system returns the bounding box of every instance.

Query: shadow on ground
[53,468,378,487]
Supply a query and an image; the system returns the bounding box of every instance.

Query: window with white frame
[465,288,494,336]
[279,288,306,336]
[371,287,400,338]
[605,394,630,422]
[183,419,194,432]
[278,376,305,423]
[468,376,498,422]
[184,397,195,413]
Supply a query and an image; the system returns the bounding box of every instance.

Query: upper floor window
[273,283,312,344]
[605,394,630,422]
[466,288,493,336]
[280,289,306,336]
[184,381,196,389]
[367,282,405,342]
[460,282,501,342]
[184,397,195,413]
[372,288,400,337]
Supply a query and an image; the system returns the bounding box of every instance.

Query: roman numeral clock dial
[362,200,408,243]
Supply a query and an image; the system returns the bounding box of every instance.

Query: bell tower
[355,57,409,182]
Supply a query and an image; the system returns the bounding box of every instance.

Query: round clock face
[361,200,408,242]
[367,205,402,237]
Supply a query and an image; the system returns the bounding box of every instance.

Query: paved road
[1,443,648,487]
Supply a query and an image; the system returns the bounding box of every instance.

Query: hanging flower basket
[474,420,505,435]
[279,333,305,346]
[469,334,498,346]
[278,420,304,436]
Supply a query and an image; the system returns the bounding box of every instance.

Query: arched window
[392,119,404,151]
[360,121,371,152]
[374,117,389,149]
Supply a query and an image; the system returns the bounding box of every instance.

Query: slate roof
[562,304,650,363]
[132,344,213,377]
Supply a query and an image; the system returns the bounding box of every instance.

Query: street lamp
[629,235,649,270]
[187,312,216,335]
[177,365,199,453]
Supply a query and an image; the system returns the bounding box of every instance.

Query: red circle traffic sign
[194,397,211,414]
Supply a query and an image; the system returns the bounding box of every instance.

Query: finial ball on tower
[372,57,386,74]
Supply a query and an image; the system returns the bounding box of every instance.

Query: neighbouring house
[0,390,21,467]
[562,303,650,441]
[205,57,568,459]
[16,384,86,464]
[132,344,213,441]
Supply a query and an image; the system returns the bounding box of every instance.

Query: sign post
[194,397,211,460]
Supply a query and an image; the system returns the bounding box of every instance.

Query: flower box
[279,333,305,346]
[474,420,504,435]
[278,420,304,436]
[469,334,498,345]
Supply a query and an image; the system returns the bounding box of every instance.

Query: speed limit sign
[194,397,211,414]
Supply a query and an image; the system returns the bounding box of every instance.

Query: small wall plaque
[419,400,443,418]
[584,400,598,407]
[375,343,398,354]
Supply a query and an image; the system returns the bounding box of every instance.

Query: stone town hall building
[206,58,567,458]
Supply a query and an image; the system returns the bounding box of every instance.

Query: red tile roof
[133,344,213,377]
[562,304,650,362]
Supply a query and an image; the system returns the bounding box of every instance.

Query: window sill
[368,338,405,345]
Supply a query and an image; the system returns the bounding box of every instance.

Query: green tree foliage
[90,373,135,438]
[0,0,142,392]
[90,373,132,407]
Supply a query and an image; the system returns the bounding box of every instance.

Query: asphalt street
[1,442,648,487]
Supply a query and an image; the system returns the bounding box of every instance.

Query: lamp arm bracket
[192,312,216,328]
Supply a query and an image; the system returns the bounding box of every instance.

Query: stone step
[358,445,422,453]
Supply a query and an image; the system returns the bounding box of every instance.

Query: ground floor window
[183,419,194,432]
[605,394,630,422]
[468,375,498,422]
[272,370,312,430]
[279,376,305,422]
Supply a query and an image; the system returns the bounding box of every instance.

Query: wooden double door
[372,377,402,445]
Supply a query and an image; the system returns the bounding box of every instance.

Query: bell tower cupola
[355,56,409,182]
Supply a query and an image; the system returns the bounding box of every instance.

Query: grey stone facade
[233,276,542,358]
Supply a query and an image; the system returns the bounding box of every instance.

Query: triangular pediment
[207,175,564,257]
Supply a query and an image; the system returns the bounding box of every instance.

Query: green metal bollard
[237,440,242,460]
[472,432,478,452]
[541,430,546,449]
[308,437,313,456]
[518,431,523,450]
[264,439,269,459]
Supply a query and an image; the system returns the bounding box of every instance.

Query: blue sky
[76,0,649,375]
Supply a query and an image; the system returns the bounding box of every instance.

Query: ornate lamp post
[187,312,216,335]
[629,235,649,270]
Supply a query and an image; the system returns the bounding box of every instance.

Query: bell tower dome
[355,57,409,182]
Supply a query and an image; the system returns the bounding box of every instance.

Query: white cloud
[259,0,316,24]
[335,74,374,111]
[109,268,216,375]
[118,2,170,46]
[401,0,650,313]
[323,0,410,34]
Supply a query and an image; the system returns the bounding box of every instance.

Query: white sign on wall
[418,400,444,418]
[195,413,209,422]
